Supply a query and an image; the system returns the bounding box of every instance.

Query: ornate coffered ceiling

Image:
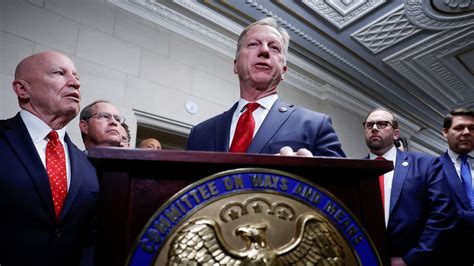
[109,0,474,152]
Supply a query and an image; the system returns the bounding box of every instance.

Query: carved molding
[384,26,474,108]
[434,0,473,11]
[352,6,422,54]
[302,0,386,29]
[404,0,474,30]
[172,0,243,34]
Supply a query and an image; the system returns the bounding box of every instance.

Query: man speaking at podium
[186,17,344,157]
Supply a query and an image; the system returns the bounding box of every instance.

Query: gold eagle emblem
[167,213,345,265]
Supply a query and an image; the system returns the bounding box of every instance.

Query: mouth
[369,135,382,141]
[254,62,271,70]
[107,129,120,135]
[64,92,80,102]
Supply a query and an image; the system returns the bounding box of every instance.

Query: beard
[366,138,385,151]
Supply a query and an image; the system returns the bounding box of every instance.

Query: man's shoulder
[0,115,23,136]
[192,104,236,129]
[283,103,326,117]
[192,112,226,130]
[402,150,436,159]
[400,150,441,168]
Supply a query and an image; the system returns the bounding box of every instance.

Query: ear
[393,128,401,140]
[280,65,288,81]
[12,79,30,100]
[442,128,448,138]
[79,120,88,135]
[233,59,238,74]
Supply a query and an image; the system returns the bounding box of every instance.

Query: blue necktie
[460,154,474,208]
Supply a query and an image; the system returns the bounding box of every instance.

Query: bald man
[139,138,161,149]
[0,51,99,265]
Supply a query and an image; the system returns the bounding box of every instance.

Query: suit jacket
[0,113,99,266]
[438,151,474,265]
[186,99,345,157]
[384,150,456,265]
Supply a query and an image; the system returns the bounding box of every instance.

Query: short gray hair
[79,100,110,141]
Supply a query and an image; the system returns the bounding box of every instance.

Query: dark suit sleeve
[312,115,345,157]
[185,126,198,150]
[403,157,456,265]
[185,122,217,152]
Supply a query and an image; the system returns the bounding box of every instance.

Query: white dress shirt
[370,146,397,226]
[20,110,71,190]
[228,94,278,149]
[446,148,474,184]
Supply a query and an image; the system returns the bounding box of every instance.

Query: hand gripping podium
[88,148,392,265]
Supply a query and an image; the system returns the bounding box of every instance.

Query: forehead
[243,25,283,43]
[366,110,393,121]
[144,139,158,145]
[451,115,474,126]
[92,102,119,113]
[39,53,77,71]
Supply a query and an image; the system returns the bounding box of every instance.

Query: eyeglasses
[86,112,126,124]
[363,120,395,130]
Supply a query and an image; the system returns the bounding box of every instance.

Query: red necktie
[46,130,68,218]
[229,103,260,153]
[375,156,385,211]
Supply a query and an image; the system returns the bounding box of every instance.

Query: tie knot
[246,102,260,113]
[460,154,470,163]
[375,156,385,161]
[47,130,59,141]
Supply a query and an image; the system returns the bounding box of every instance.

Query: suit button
[55,229,61,238]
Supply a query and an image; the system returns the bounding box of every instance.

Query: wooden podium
[88,148,392,265]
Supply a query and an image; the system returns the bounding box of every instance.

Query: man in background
[119,122,131,148]
[139,138,161,149]
[363,108,455,266]
[438,108,474,265]
[0,51,99,265]
[79,100,125,151]
[186,17,344,157]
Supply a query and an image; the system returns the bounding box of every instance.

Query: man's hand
[277,146,313,157]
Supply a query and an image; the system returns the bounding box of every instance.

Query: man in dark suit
[363,108,455,266]
[79,100,125,150]
[186,17,344,157]
[0,51,99,266]
[439,108,474,265]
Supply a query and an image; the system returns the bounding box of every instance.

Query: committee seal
[127,168,381,265]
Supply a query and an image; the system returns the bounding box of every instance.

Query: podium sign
[88,148,392,265]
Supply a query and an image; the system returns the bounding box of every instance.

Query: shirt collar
[369,145,397,161]
[447,148,474,162]
[236,94,278,113]
[20,109,67,143]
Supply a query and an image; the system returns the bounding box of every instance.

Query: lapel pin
[279,107,287,112]
[402,161,409,167]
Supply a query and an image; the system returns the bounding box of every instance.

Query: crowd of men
[0,17,473,266]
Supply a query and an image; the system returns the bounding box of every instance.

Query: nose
[257,44,270,58]
[369,124,380,131]
[66,73,80,90]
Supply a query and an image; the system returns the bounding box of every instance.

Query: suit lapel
[4,114,57,221]
[59,134,83,220]
[247,99,293,153]
[389,150,409,216]
[440,152,471,209]
[215,103,237,152]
